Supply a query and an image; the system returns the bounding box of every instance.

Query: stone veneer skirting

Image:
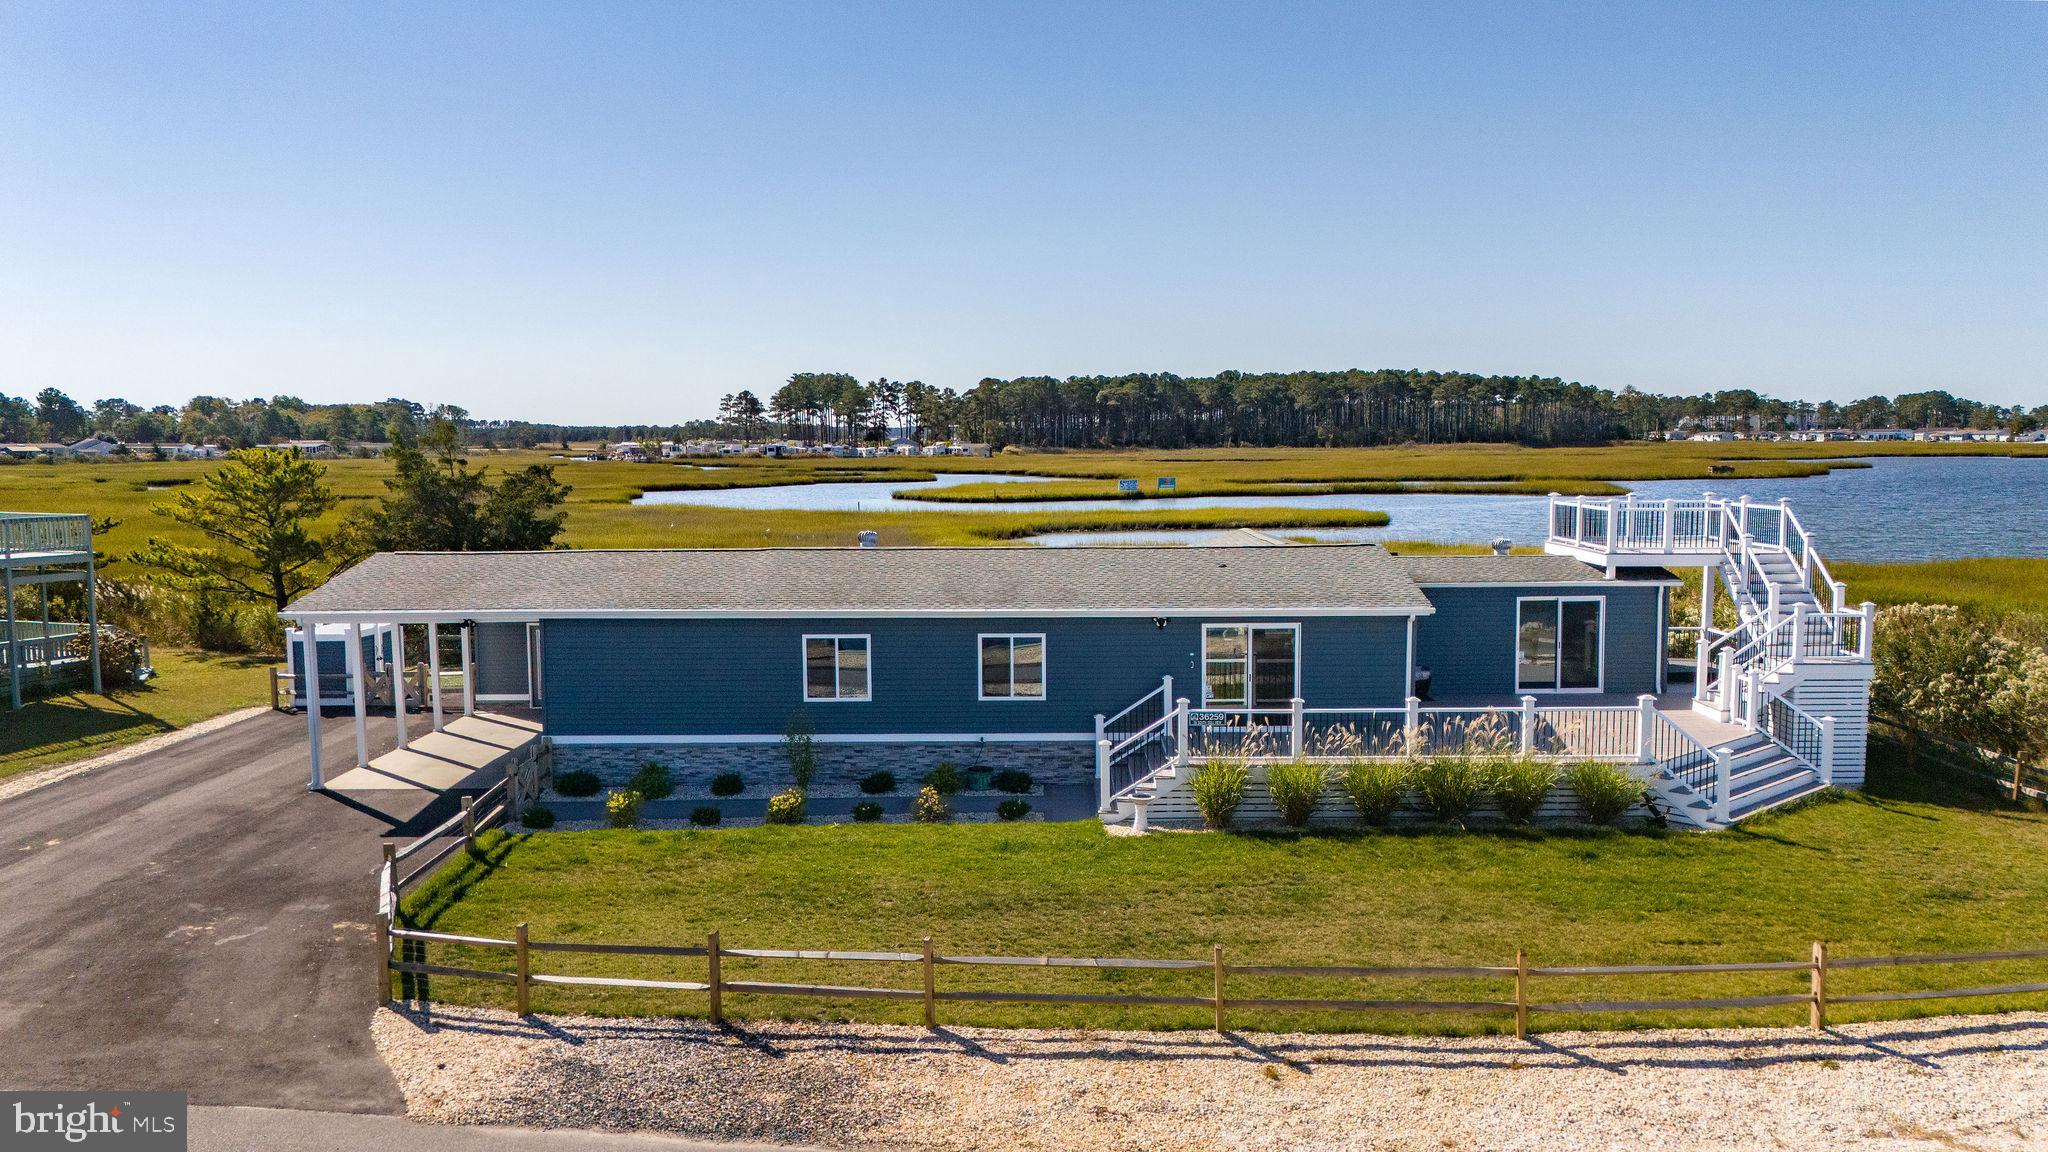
[552,741,1095,790]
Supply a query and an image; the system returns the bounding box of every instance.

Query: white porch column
[1404,614,1417,698]
[303,623,324,790]
[460,624,476,716]
[392,623,409,751]
[427,622,445,732]
[348,623,370,768]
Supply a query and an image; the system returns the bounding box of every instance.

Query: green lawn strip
[401,735,2048,1035]
[0,648,278,780]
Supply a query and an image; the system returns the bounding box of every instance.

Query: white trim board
[280,605,1436,625]
[549,732,1097,746]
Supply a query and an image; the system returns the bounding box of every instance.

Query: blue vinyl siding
[1412,583,1663,699]
[540,614,1412,738]
[475,621,532,698]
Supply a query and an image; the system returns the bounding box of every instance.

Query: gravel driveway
[375,1005,2047,1151]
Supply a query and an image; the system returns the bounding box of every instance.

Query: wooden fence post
[373,911,390,1008]
[1212,944,1226,1032]
[461,795,476,851]
[922,936,937,1029]
[377,842,397,1008]
[1515,947,1529,1040]
[1810,940,1828,1032]
[707,930,722,1026]
[515,922,530,1017]
[270,667,281,712]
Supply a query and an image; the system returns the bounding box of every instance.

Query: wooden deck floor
[323,711,541,793]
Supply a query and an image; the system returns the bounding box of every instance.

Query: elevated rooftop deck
[0,512,94,566]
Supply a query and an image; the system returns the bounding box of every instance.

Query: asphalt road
[0,710,436,1112]
[191,1106,821,1151]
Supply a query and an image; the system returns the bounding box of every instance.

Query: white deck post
[1661,498,1675,551]
[1174,697,1191,765]
[1737,494,1751,538]
[3,566,18,711]
[427,622,445,732]
[1818,715,1836,786]
[1635,694,1655,763]
[1289,696,1305,759]
[1742,667,1760,731]
[1859,601,1876,659]
[303,623,324,790]
[460,624,476,716]
[1161,674,1173,709]
[1519,695,1536,754]
[1766,580,1781,622]
[86,551,102,694]
[1096,738,1113,813]
[1776,497,1790,548]
[1695,566,1714,702]
[1713,748,1732,823]
[1404,695,1421,751]
[348,622,370,768]
[1790,602,1808,662]
[392,623,409,750]
[1716,647,1735,722]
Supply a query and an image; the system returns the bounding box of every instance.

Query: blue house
[281,496,1875,830]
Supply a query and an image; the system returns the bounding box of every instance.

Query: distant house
[2,443,73,461]
[1687,432,1741,443]
[283,440,336,458]
[68,437,121,458]
[344,441,395,458]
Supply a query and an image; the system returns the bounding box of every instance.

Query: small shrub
[991,768,1034,794]
[1264,759,1329,828]
[519,804,556,829]
[628,761,675,800]
[1338,759,1408,826]
[1568,760,1640,825]
[785,711,818,789]
[604,789,642,829]
[1490,756,1558,825]
[923,761,965,796]
[554,769,600,797]
[997,798,1032,821]
[1189,756,1251,831]
[859,770,898,795]
[1412,752,1488,826]
[851,800,885,822]
[689,806,722,827]
[765,787,807,825]
[912,784,951,823]
[709,771,745,797]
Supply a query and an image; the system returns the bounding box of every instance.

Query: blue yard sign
[1118,478,1140,494]
[1158,476,1177,491]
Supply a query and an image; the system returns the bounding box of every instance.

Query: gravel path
[374,1005,2048,1150]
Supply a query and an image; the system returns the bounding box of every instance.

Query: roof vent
[1490,537,1512,557]
[857,530,879,549]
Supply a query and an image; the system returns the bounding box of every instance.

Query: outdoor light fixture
[1152,617,1171,629]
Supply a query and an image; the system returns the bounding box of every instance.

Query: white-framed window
[1515,596,1604,693]
[803,634,871,701]
[978,633,1046,701]
[1201,623,1300,711]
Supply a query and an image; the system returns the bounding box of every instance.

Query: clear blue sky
[2,1,2042,423]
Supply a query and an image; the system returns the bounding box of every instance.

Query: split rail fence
[374,747,2048,1038]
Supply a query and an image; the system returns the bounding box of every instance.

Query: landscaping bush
[923,762,965,796]
[519,804,556,829]
[1264,759,1329,828]
[605,789,643,829]
[851,800,884,822]
[1412,752,1487,826]
[1568,761,1640,825]
[689,806,722,827]
[912,784,950,823]
[997,798,1031,821]
[628,761,675,801]
[1490,756,1558,824]
[554,769,601,798]
[709,771,745,797]
[991,769,1034,794]
[765,788,806,825]
[785,712,818,790]
[1188,756,1251,831]
[859,770,898,795]
[1338,759,1408,826]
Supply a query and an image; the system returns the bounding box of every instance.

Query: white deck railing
[0,512,93,561]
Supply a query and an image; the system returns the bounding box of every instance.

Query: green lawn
[0,648,278,781]
[402,733,2048,1035]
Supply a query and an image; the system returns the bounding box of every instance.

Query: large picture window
[803,634,870,701]
[978,634,1045,700]
[1516,597,1602,692]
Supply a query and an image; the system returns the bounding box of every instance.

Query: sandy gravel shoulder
[0,706,270,803]
[374,1004,2047,1151]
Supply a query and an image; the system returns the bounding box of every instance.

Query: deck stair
[1649,731,1829,831]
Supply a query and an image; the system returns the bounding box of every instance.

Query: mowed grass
[402,735,2048,1035]
[0,648,278,780]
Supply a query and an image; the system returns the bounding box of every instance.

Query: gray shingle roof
[285,545,1440,619]
[1391,553,1653,584]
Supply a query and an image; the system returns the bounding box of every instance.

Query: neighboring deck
[0,512,94,567]
[323,711,542,793]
